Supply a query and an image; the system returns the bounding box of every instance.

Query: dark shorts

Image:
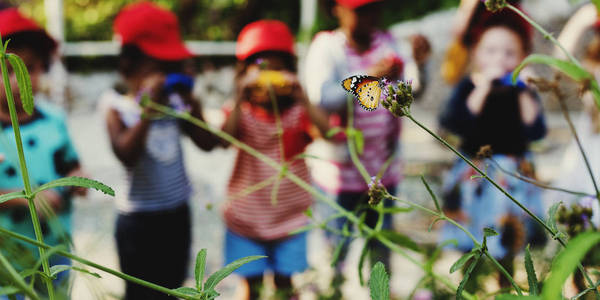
[115,203,191,300]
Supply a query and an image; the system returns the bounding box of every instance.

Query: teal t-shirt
[0,101,79,261]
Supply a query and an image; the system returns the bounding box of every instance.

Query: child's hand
[368,57,402,78]
[235,67,261,103]
[35,190,63,217]
[282,72,309,105]
[472,66,505,87]
[140,73,167,104]
[410,34,431,66]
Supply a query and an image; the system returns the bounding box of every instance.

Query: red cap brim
[136,39,192,61]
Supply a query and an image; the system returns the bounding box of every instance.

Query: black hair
[235,50,297,80]
[118,44,185,78]
[5,30,56,71]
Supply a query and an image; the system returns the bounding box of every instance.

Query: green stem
[556,96,600,201]
[487,158,595,198]
[0,52,54,300]
[0,250,40,300]
[405,114,554,237]
[506,4,581,68]
[0,227,199,300]
[388,193,523,295]
[406,113,599,295]
[346,97,371,183]
[145,102,474,298]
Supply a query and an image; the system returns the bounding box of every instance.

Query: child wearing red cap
[437,10,547,289]
[221,20,329,300]
[303,0,409,285]
[104,3,215,299]
[0,7,85,299]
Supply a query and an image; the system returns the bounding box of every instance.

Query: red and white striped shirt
[224,103,313,241]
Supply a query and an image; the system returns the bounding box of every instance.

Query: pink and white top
[304,30,403,193]
[223,103,313,240]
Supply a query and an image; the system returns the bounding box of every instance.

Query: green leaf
[49,264,71,278]
[331,237,348,267]
[354,129,364,155]
[378,230,420,252]
[0,287,19,296]
[0,191,25,205]
[590,76,600,108]
[203,255,265,291]
[524,245,538,296]
[195,249,207,292]
[484,227,499,237]
[450,251,476,274]
[546,201,562,232]
[542,232,600,299]
[457,254,481,300]
[304,207,313,218]
[421,175,441,212]
[358,239,371,286]
[6,53,33,115]
[326,126,343,138]
[172,287,201,297]
[34,176,115,196]
[369,262,390,300]
[512,54,591,83]
[71,266,101,278]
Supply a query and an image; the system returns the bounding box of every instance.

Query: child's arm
[0,189,63,216]
[179,92,220,151]
[288,74,330,137]
[519,91,547,141]
[106,108,151,167]
[439,78,478,136]
[220,99,243,147]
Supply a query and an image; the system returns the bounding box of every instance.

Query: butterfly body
[341,75,383,111]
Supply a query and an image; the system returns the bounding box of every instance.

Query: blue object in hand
[500,72,527,89]
[164,73,194,95]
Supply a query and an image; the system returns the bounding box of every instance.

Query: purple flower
[380,79,414,117]
[368,176,387,205]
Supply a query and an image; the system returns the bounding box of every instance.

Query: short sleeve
[303,32,349,112]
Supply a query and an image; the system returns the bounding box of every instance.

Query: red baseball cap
[236,20,295,61]
[335,0,383,9]
[0,8,57,51]
[114,2,191,61]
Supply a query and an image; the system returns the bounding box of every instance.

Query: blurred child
[222,20,329,300]
[438,10,547,288]
[105,3,214,299]
[441,0,522,84]
[304,0,422,280]
[0,8,85,298]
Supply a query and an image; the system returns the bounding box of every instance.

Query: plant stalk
[0,52,55,300]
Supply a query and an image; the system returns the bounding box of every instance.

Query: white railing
[62,41,238,57]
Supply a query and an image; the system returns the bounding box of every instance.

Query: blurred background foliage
[8,0,459,41]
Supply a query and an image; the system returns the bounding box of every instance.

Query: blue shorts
[225,230,308,277]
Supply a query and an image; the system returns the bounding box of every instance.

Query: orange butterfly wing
[341,75,382,111]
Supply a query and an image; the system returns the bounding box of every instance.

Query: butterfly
[341,75,384,111]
